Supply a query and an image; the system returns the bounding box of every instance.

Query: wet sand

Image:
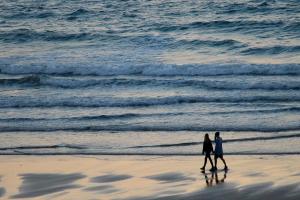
[0,155,300,199]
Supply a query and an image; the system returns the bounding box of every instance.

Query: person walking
[200,133,214,171]
[214,131,228,170]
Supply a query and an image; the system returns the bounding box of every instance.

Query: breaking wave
[0,63,299,76]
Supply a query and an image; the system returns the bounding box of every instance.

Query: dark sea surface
[0,0,299,155]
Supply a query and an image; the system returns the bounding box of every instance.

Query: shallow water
[0,0,299,155]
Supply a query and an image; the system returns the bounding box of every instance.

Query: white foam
[0,61,299,76]
[1,94,300,108]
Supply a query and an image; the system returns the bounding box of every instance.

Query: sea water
[0,0,299,155]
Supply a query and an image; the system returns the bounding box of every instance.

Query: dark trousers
[203,152,214,168]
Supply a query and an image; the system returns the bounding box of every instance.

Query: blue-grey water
[0,0,300,155]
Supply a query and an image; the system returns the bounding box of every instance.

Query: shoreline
[1,153,300,156]
[1,155,300,199]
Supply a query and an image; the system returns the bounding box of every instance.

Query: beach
[0,155,299,200]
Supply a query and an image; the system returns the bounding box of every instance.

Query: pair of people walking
[201,132,228,171]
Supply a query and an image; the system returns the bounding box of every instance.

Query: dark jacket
[202,140,213,155]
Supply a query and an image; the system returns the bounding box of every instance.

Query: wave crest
[1,94,300,108]
[1,75,300,91]
[1,63,299,76]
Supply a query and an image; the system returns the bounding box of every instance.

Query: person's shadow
[201,170,227,187]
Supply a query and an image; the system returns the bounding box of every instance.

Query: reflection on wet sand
[0,175,5,198]
[0,187,5,198]
[202,170,227,187]
[11,173,85,198]
[91,174,132,183]
[145,172,195,183]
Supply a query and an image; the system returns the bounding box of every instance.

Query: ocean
[0,0,299,155]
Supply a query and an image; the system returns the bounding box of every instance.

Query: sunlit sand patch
[145,172,195,183]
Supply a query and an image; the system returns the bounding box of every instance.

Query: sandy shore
[0,155,299,199]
